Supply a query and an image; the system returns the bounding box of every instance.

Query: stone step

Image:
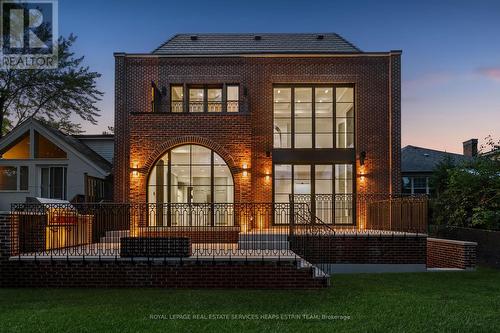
[238,233,289,242]
[237,241,290,250]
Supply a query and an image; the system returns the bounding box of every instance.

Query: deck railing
[9,195,428,260]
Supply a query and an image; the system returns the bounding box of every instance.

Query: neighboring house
[75,134,114,163]
[0,118,113,210]
[401,141,473,194]
[114,33,402,227]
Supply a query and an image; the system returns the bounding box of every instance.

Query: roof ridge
[402,145,464,156]
[332,32,361,52]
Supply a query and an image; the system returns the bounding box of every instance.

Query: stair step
[237,241,290,250]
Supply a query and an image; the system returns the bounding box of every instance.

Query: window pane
[295,88,312,102]
[336,87,353,103]
[227,86,239,112]
[295,134,312,148]
[208,88,222,112]
[20,166,28,191]
[315,87,333,102]
[0,166,17,190]
[295,88,312,148]
[171,86,183,112]
[335,164,353,194]
[274,88,292,148]
[315,134,333,148]
[1,132,30,159]
[35,131,67,158]
[191,145,211,164]
[189,88,204,112]
[294,165,311,195]
[171,145,190,165]
[274,164,292,203]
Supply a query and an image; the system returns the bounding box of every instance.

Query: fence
[8,195,428,259]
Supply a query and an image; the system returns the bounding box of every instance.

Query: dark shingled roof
[33,119,112,174]
[152,33,361,55]
[402,145,472,173]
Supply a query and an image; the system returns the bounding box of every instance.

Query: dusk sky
[60,0,500,154]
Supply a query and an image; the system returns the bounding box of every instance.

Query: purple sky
[60,0,500,154]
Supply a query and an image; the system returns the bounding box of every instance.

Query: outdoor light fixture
[359,151,367,166]
[132,162,139,177]
[242,163,248,177]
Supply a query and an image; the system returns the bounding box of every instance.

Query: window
[171,86,184,112]
[41,166,67,199]
[403,176,430,194]
[273,163,354,225]
[207,88,222,112]
[151,82,161,113]
[273,88,292,148]
[173,85,240,113]
[35,131,67,158]
[227,86,239,112]
[189,88,204,112]
[336,87,354,148]
[294,88,312,148]
[0,166,28,191]
[148,144,234,226]
[273,85,354,149]
[1,132,30,159]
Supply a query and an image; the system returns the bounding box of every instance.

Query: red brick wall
[114,53,402,204]
[0,260,327,288]
[427,238,477,270]
[291,234,427,264]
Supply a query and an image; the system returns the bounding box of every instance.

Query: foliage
[0,34,103,137]
[430,155,500,230]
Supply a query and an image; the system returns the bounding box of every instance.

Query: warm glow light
[242,163,249,177]
[243,171,248,177]
[132,162,139,177]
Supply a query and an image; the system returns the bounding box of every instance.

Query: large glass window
[1,132,30,159]
[0,166,18,190]
[273,163,354,225]
[35,131,67,159]
[148,144,234,226]
[273,85,354,149]
[174,85,240,113]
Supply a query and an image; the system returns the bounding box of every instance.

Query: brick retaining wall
[290,234,427,265]
[0,260,327,288]
[427,238,477,270]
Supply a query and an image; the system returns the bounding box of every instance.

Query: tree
[0,34,103,137]
[431,156,500,230]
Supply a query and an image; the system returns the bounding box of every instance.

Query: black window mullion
[167,150,171,227]
[210,151,215,226]
[222,83,227,113]
[311,164,316,224]
[333,85,337,148]
[204,87,208,113]
[291,88,295,149]
[312,88,316,148]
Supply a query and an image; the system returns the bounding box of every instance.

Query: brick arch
[142,136,237,175]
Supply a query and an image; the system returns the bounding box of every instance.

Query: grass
[1,268,499,333]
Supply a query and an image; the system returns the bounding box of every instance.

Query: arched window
[147,144,234,226]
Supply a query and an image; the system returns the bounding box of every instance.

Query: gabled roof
[0,118,112,174]
[152,33,361,55]
[402,145,472,173]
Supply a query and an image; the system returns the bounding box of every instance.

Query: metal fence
[9,195,427,260]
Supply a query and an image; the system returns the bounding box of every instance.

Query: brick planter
[120,237,191,257]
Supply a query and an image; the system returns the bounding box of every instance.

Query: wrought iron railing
[8,195,427,260]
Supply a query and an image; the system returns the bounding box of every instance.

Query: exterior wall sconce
[265,171,271,183]
[359,151,367,166]
[242,163,248,177]
[131,162,139,177]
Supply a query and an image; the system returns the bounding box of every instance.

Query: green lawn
[1,268,499,333]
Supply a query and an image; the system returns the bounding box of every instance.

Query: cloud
[477,67,500,80]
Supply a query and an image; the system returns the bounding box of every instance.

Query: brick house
[114,33,401,229]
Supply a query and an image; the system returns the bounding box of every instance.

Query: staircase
[100,230,129,243]
[237,232,290,250]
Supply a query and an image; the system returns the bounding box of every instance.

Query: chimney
[463,139,478,157]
